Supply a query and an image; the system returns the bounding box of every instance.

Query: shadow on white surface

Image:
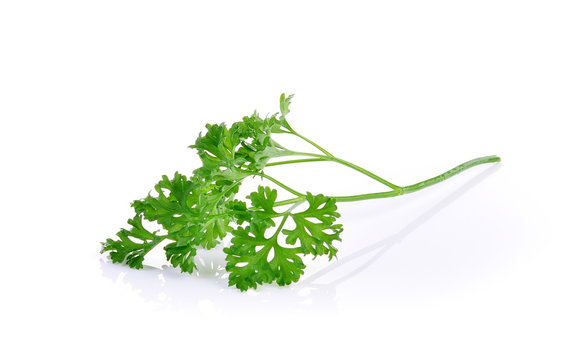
[100,164,500,312]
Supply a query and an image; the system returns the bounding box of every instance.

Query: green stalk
[272,155,500,207]
[257,173,304,197]
[290,130,334,157]
[287,130,400,190]
[265,158,328,167]
[401,155,500,194]
[326,156,401,190]
[282,151,402,191]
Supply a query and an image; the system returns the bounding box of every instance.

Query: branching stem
[271,155,501,207]
[277,150,402,190]
[257,173,304,197]
[290,130,334,157]
[265,158,328,167]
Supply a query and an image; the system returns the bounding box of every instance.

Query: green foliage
[102,92,500,291]
[101,214,163,270]
[279,93,294,131]
[102,93,342,290]
[282,193,342,260]
[224,186,342,291]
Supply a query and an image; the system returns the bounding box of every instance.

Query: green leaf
[190,123,244,172]
[235,113,291,171]
[248,186,278,213]
[224,186,342,290]
[100,215,162,269]
[103,172,241,273]
[224,220,305,291]
[132,172,197,229]
[164,241,198,274]
[279,93,294,130]
[190,114,290,176]
[282,193,342,260]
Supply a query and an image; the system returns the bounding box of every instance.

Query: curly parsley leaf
[224,186,342,291]
[225,220,306,291]
[100,214,163,269]
[279,93,294,131]
[190,123,244,177]
[163,241,198,274]
[104,172,240,272]
[282,193,342,260]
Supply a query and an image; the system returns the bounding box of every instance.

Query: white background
[1,1,585,359]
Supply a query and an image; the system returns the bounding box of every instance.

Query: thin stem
[285,198,307,213]
[265,158,328,167]
[402,155,501,194]
[272,155,500,206]
[257,173,304,197]
[327,156,401,191]
[287,130,401,189]
[273,213,290,236]
[290,130,334,157]
[273,196,305,207]
[285,151,324,158]
[285,151,401,190]
[331,191,401,202]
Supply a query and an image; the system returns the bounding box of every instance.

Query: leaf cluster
[101,94,343,290]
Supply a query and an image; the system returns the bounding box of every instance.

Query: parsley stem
[265,158,328,167]
[325,155,401,190]
[273,196,306,207]
[290,130,334,157]
[286,151,401,191]
[258,173,304,197]
[272,155,500,206]
[401,155,501,194]
[287,130,401,189]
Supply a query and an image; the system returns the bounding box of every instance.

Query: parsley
[101,94,500,291]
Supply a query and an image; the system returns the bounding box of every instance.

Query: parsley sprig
[101,94,500,291]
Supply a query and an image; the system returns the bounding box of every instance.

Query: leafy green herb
[102,94,500,291]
